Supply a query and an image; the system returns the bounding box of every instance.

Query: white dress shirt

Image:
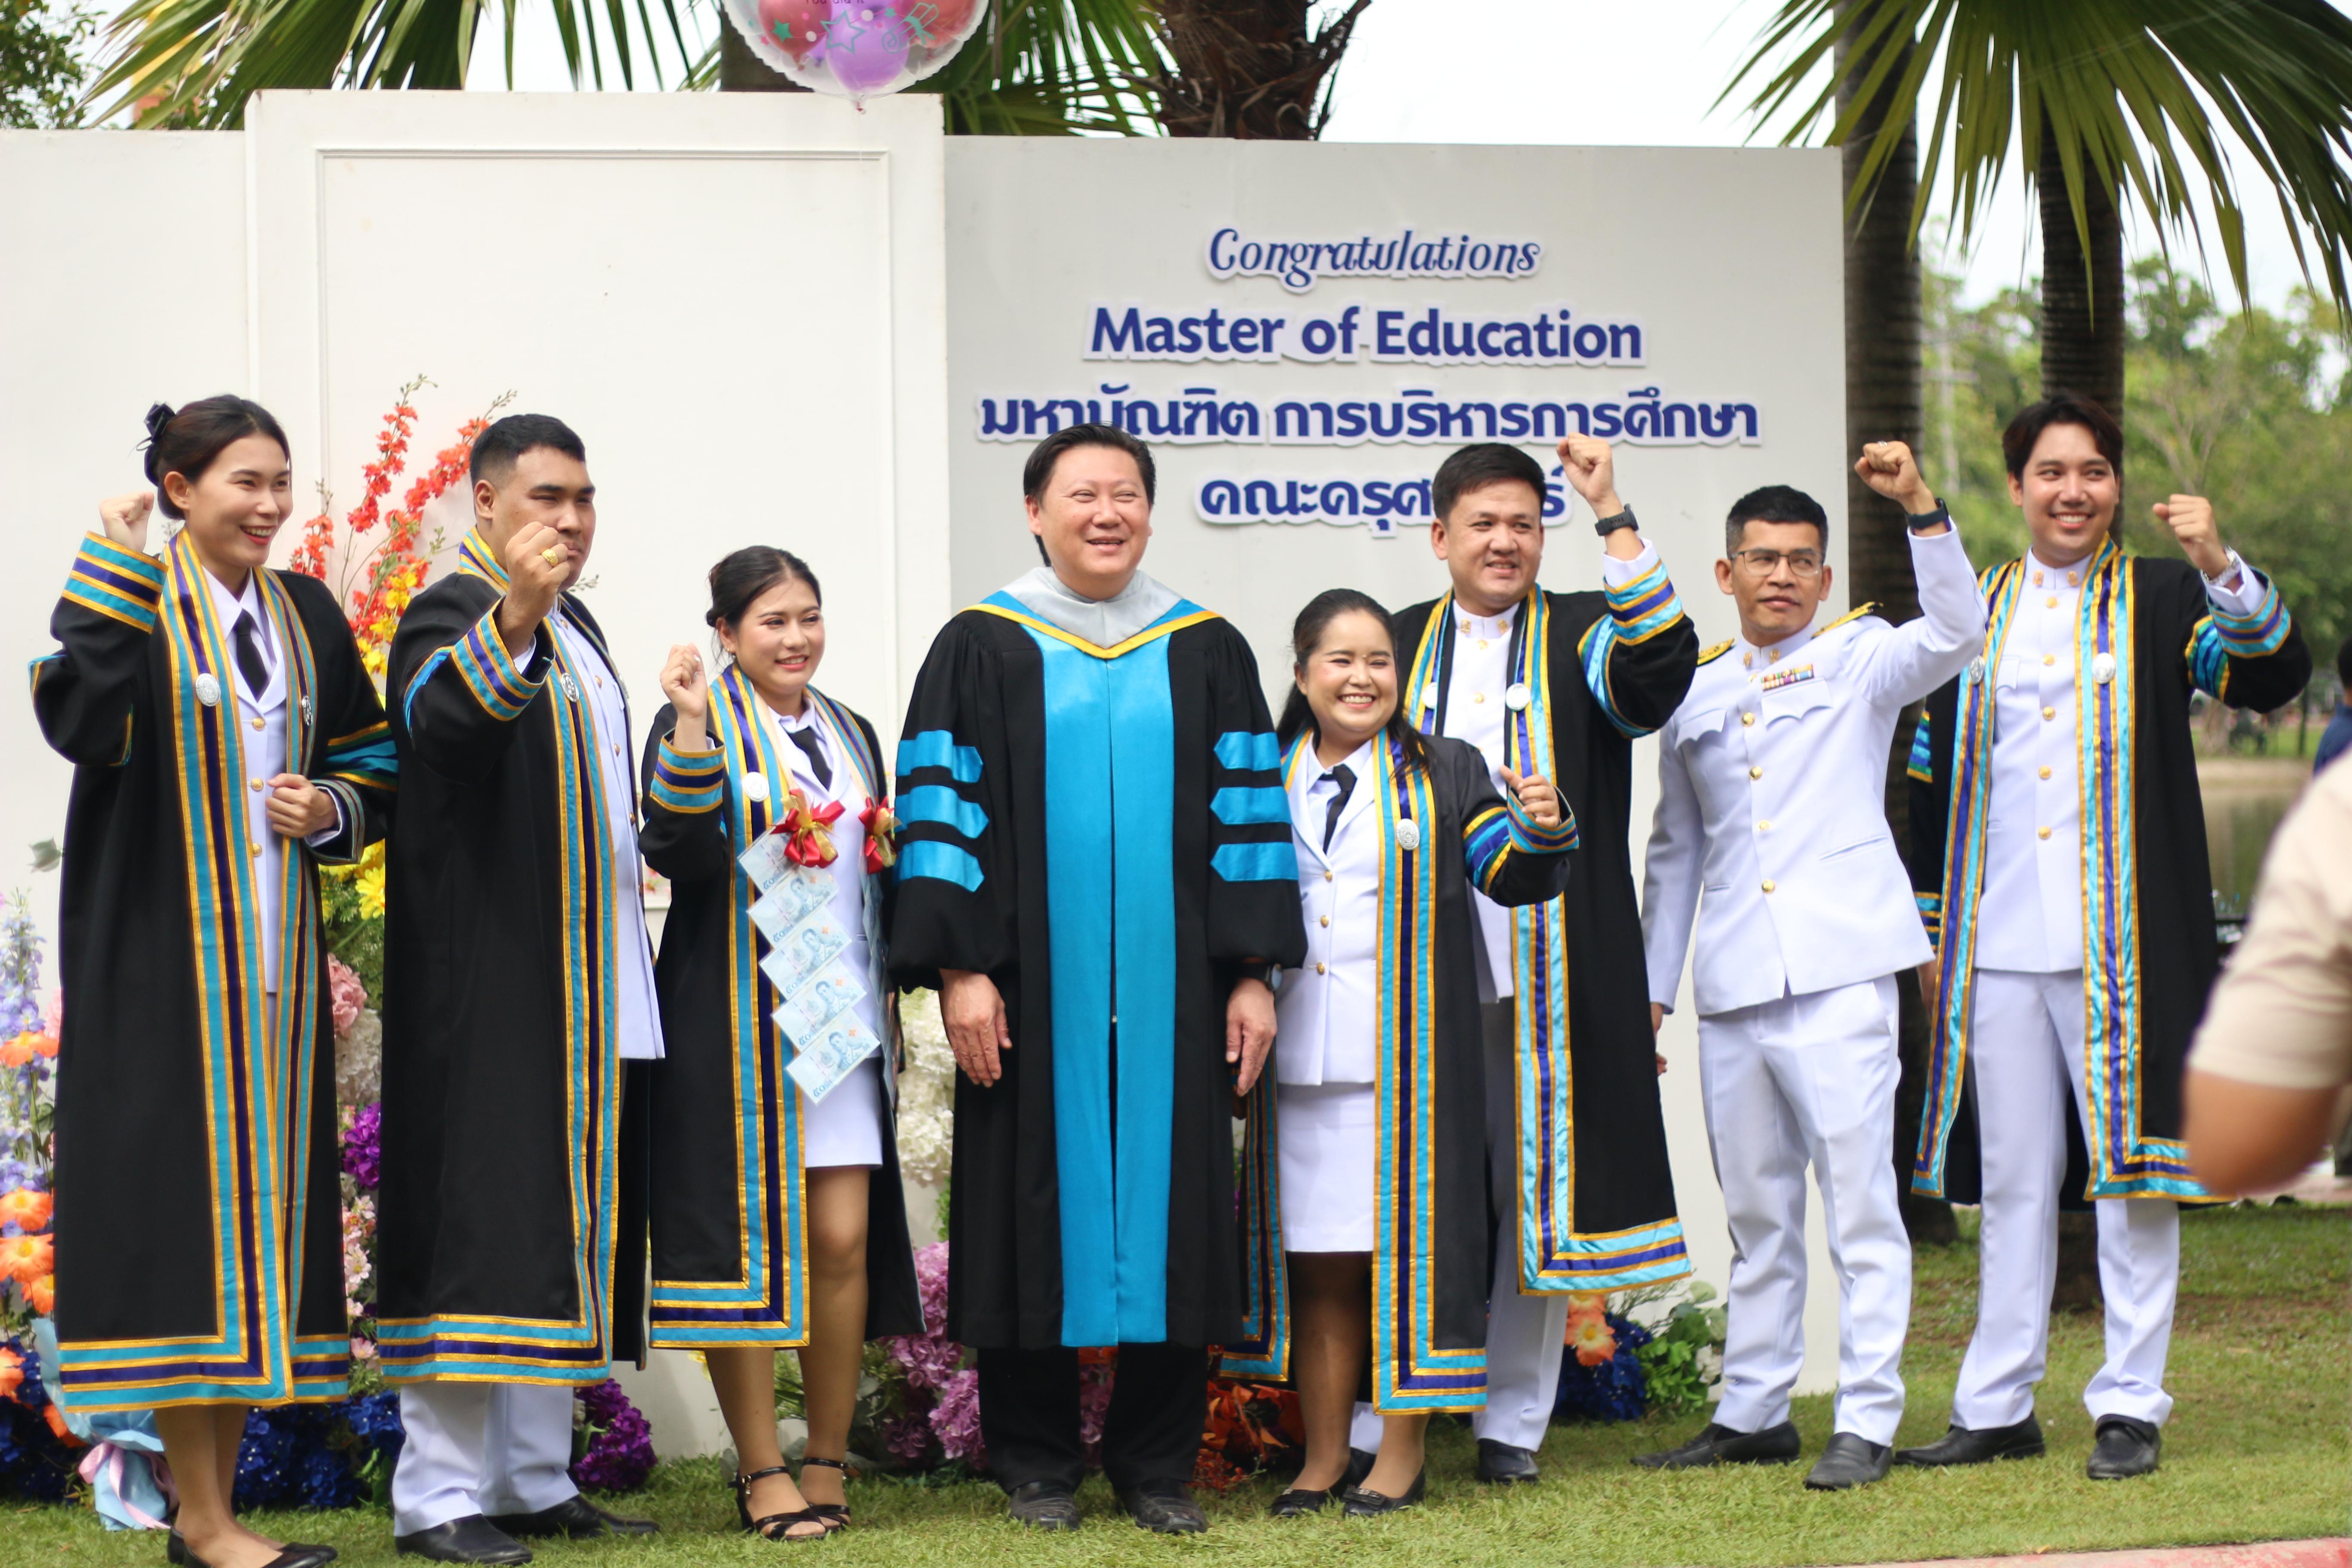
[1442,541,1663,1001]
[1642,527,1986,1017]
[1974,547,2272,974]
[1274,737,1382,1086]
[543,608,665,1061]
[198,567,342,995]
[764,698,882,1047]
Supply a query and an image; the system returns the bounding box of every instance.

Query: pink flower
[42,992,61,1037]
[328,957,367,1037]
[928,1369,987,1469]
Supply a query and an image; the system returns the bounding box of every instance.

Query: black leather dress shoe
[485,1496,656,1540]
[1004,1481,1081,1531]
[1896,1415,2046,1467]
[1116,1479,1207,1534]
[1268,1485,1335,1518]
[168,1534,339,1568]
[1804,1433,1892,1490]
[1632,1420,1801,1470]
[1475,1439,1540,1484]
[1341,1466,1426,1517]
[2086,1416,2161,1479]
[392,1516,533,1565]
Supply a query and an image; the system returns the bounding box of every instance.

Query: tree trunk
[2037,132,2119,1313]
[1153,0,1368,139]
[720,20,813,91]
[2037,136,2126,416]
[1837,22,1955,1248]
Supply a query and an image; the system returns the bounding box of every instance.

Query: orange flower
[44,1399,81,1446]
[0,1345,21,1400]
[0,1188,51,1231]
[0,1231,52,1285]
[0,1034,34,1068]
[1568,1306,1619,1368]
[31,1032,56,1058]
[24,1274,53,1315]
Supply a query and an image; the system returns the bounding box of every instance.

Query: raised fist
[1854,441,1936,515]
[1556,433,1621,514]
[97,492,153,554]
[2153,496,2232,580]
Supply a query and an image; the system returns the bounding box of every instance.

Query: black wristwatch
[1234,960,1282,994]
[1593,506,1638,538]
[1906,498,1952,534]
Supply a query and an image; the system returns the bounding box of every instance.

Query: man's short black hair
[471,413,587,487]
[2002,390,2124,481]
[1023,423,1155,506]
[1725,484,1828,554]
[1433,443,1547,522]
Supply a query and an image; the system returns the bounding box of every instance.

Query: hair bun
[141,403,175,484]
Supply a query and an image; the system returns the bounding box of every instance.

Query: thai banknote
[750,866,834,946]
[785,1011,881,1103]
[772,959,866,1043]
[758,908,850,996]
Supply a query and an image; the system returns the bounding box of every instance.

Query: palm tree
[85,0,1164,134]
[1148,0,1367,139]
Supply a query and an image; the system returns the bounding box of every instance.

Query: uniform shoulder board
[1696,638,1736,667]
[1812,602,1881,639]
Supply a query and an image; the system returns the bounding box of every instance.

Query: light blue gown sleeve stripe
[1906,715,1935,783]
[898,729,982,783]
[1211,840,1298,883]
[2186,619,2230,697]
[2208,572,2290,656]
[1210,785,1289,826]
[1214,730,1281,772]
[899,839,985,891]
[900,784,989,839]
[1577,619,1650,739]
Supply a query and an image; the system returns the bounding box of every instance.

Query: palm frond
[911,0,1163,135]
[1722,0,2352,317]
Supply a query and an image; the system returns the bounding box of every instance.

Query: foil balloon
[721,0,987,104]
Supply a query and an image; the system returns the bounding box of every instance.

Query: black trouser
[977,1342,1207,1493]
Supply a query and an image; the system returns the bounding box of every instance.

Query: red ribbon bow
[860,798,898,875]
[773,788,846,868]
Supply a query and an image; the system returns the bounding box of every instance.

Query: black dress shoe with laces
[1632,1420,1801,1470]
[1896,1415,2046,1467]
[1341,1466,1426,1517]
[1004,1481,1081,1531]
[1475,1439,1540,1484]
[2086,1416,2161,1479]
[1116,1479,1207,1534]
[485,1496,657,1539]
[1804,1433,1892,1490]
[393,1516,533,1565]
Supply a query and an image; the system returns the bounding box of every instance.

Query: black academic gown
[35,530,393,1412]
[1391,561,1696,1295]
[374,528,649,1383]
[1908,542,2310,1203]
[637,675,922,1346]
[888,592,1308,1352]
[1223,733,1575,1412]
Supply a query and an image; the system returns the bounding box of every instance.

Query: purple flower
[928,1369,986,1469]
[570,1380,655,1493]
[341,1102,382,1191]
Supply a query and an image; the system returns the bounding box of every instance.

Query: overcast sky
[435,0,2339,313]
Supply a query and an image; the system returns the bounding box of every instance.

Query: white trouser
[1698,976,1910,1446]
[1350,1000,1568,1455]
[392,1381,579,1535]
[1954,968,2178,1430]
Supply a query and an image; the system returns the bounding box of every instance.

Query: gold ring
[540,545,565,566]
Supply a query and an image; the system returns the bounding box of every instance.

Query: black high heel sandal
[734,1465,829,1544]
[799,1455,851,1532]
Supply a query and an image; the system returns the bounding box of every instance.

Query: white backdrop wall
[946,137,1855,1398]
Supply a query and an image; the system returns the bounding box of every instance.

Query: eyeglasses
[1729,548,1824,579]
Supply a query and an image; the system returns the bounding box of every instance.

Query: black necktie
[1320,764,1356,852]
[786,726,833,790]
[232,612,270,703]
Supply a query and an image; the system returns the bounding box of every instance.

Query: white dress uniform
[1352,543,1665,1454]
[766,697,887,1168]
[1273,737,1383,1252]
[1950,548,2269,1433]
[1640,525,1983,1447]
[392,604,666,1538]
[197,567,347,994]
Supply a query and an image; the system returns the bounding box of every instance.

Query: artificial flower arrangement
[1553,1278,1728,1424]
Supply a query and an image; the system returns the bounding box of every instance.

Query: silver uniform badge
[1394,818,1421,852]
[193,672,221,708]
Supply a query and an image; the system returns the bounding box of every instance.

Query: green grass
[9,1205,2344,1568]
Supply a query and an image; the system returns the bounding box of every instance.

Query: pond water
[2199,760,2312,916]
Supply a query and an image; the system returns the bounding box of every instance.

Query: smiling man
[1901,392,2309,1481]
[377,415,661,1562]
[1638,446,1984,1491]
[890,424,1306,1535]
[1349,437,1696,1486]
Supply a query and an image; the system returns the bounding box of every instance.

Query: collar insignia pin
[193,672,221,708]
[1394,817,1421,852]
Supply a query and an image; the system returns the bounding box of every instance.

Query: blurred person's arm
[2184,1072,2352,1194]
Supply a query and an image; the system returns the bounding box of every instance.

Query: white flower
[336,1008,383,1106]
[894,990,956,1188]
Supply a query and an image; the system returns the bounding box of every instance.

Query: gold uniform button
[1740,712,1756,727]
[1758,820,1772,832]
[1318,915,1329,928]
[2039,765,2052,780]
[1472,692,1486,704]
[248,842,261,858]
[251,779,265,792]
[1316,962,1327,975]
[2037,826,2052,840]
[1761,879,1776,894]
[2043,654,2056,666]
[250,717,265,730]
[1477,640,1489,650]
[1323,870,1333,882]
[2042,706,2057,720]
[2046,596,2058,609]
[1749,766,1763,780]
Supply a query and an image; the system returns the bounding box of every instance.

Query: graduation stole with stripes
[1224,734,1487,1411]
[1914,537,2206,1201]
[55,533,346,1409]
[1403,591,1691,1295]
